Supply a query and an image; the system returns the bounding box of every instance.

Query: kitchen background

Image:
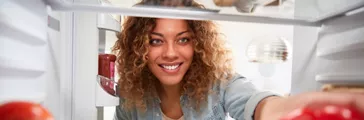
[100,0,294,119]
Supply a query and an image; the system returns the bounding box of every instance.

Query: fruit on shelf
[0,101,54,120]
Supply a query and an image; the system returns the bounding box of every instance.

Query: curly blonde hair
[112,0,233,112]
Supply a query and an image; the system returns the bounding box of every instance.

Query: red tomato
[313,105,362,120]
[280,107,315,120]
[0,101,54,120]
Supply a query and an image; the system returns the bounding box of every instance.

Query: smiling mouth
[158,63,183,70]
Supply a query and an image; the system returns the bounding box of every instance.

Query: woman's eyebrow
[176,30,189,37]
[151,32,163,37]
[150,30,189,37]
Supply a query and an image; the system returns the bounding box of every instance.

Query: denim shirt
[114,74,279,120]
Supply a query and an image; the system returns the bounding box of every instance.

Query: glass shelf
[46,0,364,26]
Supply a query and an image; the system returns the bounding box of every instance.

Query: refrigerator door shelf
[97,13,121,32]
[95,75,119,107]
[316,73,364,85]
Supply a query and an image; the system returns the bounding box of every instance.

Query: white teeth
[162,64,179,70]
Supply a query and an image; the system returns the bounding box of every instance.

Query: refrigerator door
[0,0,71,119]
[291,0,364,94]
[0,0,48,104]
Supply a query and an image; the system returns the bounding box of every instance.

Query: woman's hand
[280,104,362,120]
[257,92,364,120]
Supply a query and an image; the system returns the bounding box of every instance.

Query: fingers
[354,95,364,113]
[304,92,364,113]
[280,92,364,120]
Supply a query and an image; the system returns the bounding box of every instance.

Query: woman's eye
[149,39,163,46]
[178,38,189,43]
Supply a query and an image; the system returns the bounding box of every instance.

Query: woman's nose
[162,42,178,61]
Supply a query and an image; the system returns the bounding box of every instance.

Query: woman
[113,1,364,120]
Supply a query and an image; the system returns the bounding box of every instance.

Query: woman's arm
[224,75,364,120]
[253,96,283,120]
[223,74,281,120]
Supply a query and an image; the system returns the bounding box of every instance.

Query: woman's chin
[159,78,183,86]
[160,81,181,86]
[157,75,183,86]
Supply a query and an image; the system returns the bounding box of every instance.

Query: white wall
[216,21,293,95]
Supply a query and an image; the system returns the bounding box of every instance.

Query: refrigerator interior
[1,0,364,120]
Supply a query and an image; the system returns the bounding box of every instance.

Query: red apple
[280,107,315,120]
[313,105,362,120]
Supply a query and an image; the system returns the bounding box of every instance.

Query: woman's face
[147,18,194,86]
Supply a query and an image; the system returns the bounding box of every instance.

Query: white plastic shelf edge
[312,1,364,22]
[316,42,364,60]
[316,73,364,85]
[45,0,320,27]
[97,14,121,32]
